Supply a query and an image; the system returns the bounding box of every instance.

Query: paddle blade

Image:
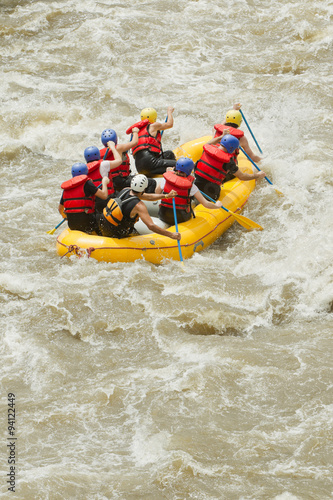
[274,188,284,197]
[231,212,263,231]
[47,227,56,235]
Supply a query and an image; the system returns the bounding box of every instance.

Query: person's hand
[166,166,174,172]
[215,201,222,208]
[167,190,177,198]
[256,171,266,179]
[107,140,116,148]
[102,176,110,186]
[171,232,181,240]
[222,129,230,136]
[233,102,241,110]
[132,127,139,133]
[167,106,174,114]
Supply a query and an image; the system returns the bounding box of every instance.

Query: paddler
[97,174,181,241]
[83,141,122,212]
[155,157,224,226]
[99,127,157,193]
[58,163,110,234]
[127,106,177,177]
[214,103,262,166]
[194,131,266,201]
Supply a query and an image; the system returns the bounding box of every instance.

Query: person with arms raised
[84,141,121,212]
[99,127,156,193]
[127,106,177,177]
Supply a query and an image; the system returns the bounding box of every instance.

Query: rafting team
[58,104,266,241]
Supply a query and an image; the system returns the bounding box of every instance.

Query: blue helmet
[71,162,88,177]
[175,157,194,176]
[101,128,118,146]
[84,146,100,162]
[220,135,240,154]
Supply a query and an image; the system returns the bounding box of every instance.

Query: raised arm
[107,141,122,170]
[150,106,174,134]
[117,128,139,152]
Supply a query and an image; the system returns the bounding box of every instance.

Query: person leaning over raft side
[99,127,156,193]
[58,162,110,234]
[194,132,267,201]
[155,157,224,226]
[97,174,181,241]
[128,106,177,177]
[214,102,261,164]
[84,141,122,212]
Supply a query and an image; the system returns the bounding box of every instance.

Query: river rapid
[0,0,332,499]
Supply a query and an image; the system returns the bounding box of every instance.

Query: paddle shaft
[198,190,263,231]
[172,198,184,263]
[239,146,273,185]
[239,109,263,154]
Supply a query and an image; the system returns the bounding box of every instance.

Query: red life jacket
[61,175,95,214]
[214,124,244,139]
[99,147,130,179]
[87,160,114,196]
[195,144,233,185]
[214,124,244,162]
[126,119,149,135]
[132,122,162,156]
[160,171,194,212]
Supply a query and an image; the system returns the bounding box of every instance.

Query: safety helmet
[175,157,194,176]
[71,162,88,177]
[131,174,148,193]
[84,146,100,163]
[140,108,157,123]
[101,128,118,147]
[220,135,240,154]
[225,109,242,127]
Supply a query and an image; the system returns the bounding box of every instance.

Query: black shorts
[194,176,221,201]
[134,150,176,177]
[66,213,100,234]
[158,205,191,226]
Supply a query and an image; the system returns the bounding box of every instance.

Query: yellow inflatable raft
[56,136,257,264]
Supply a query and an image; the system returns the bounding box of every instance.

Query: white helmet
[131,174,148,193]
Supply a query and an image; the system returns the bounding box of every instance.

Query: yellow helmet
[225,109,242,127]
[140,108,157,123]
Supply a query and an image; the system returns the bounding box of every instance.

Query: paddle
[239,146,283,196]
[239,109,263,154]
[103,147,110,160]
[47,218,66,235]
[198,190,263,231]
[172,198,184,264]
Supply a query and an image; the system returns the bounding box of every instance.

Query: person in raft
[214,103,261,165]
[155,157,224,226]
[127,106,177,177]
[58,162,110,234]
[97,174,181,241]
[99,128,157,193]
[83,141,122,212]
[194,132,266,201]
